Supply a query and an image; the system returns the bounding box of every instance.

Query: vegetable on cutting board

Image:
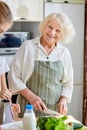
[37,116,68,130]
[37,115,84,130]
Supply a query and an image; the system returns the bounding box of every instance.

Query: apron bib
[18,60,64,117]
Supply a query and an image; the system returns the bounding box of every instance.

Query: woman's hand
[0,89,12,101]
[20,88,47,112]
[29,93,47,111]
[57,96,68,115]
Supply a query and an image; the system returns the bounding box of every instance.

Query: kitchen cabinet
[1,0,44,21]
[45,0,85,4]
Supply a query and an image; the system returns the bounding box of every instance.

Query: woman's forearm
[19,88,35,101]
[19,88,47,111]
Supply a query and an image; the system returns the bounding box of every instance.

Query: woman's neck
[40,37,57,55]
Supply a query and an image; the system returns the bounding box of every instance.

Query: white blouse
[0,57,10,76]
[8,37,73,102]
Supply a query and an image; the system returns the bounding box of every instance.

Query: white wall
[68,85,83,122]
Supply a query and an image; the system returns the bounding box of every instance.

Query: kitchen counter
[0,120,23,130]
[0,116,87,130]
[0,114,23,130]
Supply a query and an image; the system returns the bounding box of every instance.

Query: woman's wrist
[58,96,68,104]
[19,88,34,101]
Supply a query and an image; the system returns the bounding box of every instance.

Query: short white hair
[39,13,76,44]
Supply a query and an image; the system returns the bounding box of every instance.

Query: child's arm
[1,73,7,90]
[0,73,12,101]
[0,89,12,101]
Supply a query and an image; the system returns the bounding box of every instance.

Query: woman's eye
[48,26,53,29]
[56,29,59,32]
[56,29,61,33]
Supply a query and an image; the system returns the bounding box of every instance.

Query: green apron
[18,60,64,117]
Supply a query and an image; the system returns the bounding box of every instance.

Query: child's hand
[0,89,12,101]
[11,104,20,114]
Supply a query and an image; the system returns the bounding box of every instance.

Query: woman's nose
[51,29,56,35]
[49,30,56,36]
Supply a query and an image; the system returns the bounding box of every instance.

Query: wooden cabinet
[83,0,87,125]
[1,0,44,21]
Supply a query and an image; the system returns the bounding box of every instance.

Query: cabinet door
[45,0,85,3]
[1,0,44,21]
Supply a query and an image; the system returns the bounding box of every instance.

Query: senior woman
[8,13,76,117]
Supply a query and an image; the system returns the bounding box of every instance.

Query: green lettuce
[37,116,68,130]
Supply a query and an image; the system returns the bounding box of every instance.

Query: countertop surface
[1,116,87,130]
[1,120,23,130]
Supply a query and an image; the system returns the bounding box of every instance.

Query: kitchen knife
[43,108,63,117]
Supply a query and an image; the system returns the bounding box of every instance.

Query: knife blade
[43,108,63,117]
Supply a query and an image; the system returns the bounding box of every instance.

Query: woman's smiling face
[42,19,62,46]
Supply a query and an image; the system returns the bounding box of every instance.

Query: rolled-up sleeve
[0,57,10,75]
[8,41,35,93]
[61,48,73,103]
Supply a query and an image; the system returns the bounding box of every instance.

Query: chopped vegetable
[73,122,83,129]
[37,116,68,130]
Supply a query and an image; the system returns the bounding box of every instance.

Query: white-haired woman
[8,13,76,117]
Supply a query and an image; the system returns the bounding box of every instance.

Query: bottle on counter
[23,104,37,130]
